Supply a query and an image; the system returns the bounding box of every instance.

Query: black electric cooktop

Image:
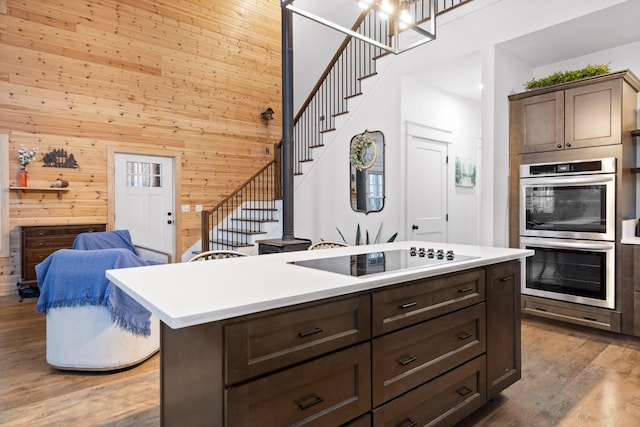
[289,248,478,278]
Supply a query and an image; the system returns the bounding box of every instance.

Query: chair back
[188,250,248,261]
[308,241,350,250]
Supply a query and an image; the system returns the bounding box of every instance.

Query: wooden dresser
[160,260,521,426]
[18,224,106,299]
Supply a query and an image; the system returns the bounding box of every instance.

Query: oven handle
[522,239,614,251]
[521,175,614,185]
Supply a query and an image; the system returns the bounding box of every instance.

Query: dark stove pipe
[281,5,295,241]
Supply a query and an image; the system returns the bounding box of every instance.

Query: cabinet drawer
[372,268,485,336]
[372,303,485,406]
[24,234,78,250]
[522,295,621,332]
[226,343,371,427]
[225,294,371,384]
[373,355,486,427]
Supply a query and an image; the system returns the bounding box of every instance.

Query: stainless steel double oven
[519,158,616,309]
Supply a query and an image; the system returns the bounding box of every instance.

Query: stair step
[309,143,324,149]
[218,228,266,235]
[359,72,378,81]
[231,217,278,223]
[320,128,336,134]
[345,92,363,100]
[209,239,254,248]
[243,207,278,212]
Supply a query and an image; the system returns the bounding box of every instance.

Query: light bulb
[380,0,393,15]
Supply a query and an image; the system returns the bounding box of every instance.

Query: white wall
[293,56,403,245]
[401,77,482,245]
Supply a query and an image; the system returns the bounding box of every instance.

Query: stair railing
[293,0,473,174]
[200,143,282,252]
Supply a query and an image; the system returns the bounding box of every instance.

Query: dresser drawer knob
[297,327,323,338]
[297,394,324,411]
[458,287,473,293]
[399,301,417,309]
[500,276,513,282]
[457,386,473,397]
[398,355,417,366]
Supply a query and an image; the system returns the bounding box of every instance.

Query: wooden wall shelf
[10,187,69,199]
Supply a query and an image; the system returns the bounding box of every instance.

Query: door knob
[167,220,173,224]
[412,224,419,230]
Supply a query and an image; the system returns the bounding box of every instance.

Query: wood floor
[2,294,640,426]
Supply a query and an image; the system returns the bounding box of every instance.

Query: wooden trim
[0,134,8,257]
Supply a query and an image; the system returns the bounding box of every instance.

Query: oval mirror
[350,130,384,213]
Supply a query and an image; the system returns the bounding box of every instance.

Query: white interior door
[115,153,175,261]
[407,135,448,242]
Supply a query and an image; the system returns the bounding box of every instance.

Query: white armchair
[36,230,167,371]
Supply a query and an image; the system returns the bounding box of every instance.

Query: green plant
[336,223,398,246]
[525,64,610,90]
[349,134,377,171]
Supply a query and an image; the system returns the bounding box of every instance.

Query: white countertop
[106,241,533,329]
[621,219,640,245]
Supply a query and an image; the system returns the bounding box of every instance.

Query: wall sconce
[261,107,275,122]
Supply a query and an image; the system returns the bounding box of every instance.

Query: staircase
[197,0,473,255]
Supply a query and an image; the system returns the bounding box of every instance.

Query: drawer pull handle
[458,287,473,293]
[458,332,473,340]
[398,356,417,366]
[500,276,513,282]
[399,301,417,309]
[298,327,323,338]
[535,307,547,312]
[297,395,324,410]
[457,386,473,397]
[584,316,598,322]
[397,420,417,427]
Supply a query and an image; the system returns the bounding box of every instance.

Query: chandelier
[282,0,436,54]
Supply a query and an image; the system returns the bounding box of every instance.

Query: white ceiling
[440,0,640,101]
[498,0,640,68]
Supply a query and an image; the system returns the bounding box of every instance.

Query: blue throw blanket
[35,248,154,336]
[72,229,138,255]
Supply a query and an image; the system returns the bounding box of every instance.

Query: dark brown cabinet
[486,261,521,398]
[159,262,521,426]
[510,71,639,154]
[508,71,639,332]
[18,224,106,298]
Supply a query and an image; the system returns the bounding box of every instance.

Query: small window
[126,161,162,187]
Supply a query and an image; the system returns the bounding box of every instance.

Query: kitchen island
[107,241,532,426]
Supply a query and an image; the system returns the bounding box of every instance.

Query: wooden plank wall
[0,0,282,290]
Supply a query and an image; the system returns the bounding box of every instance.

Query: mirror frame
[350,130,385,214]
